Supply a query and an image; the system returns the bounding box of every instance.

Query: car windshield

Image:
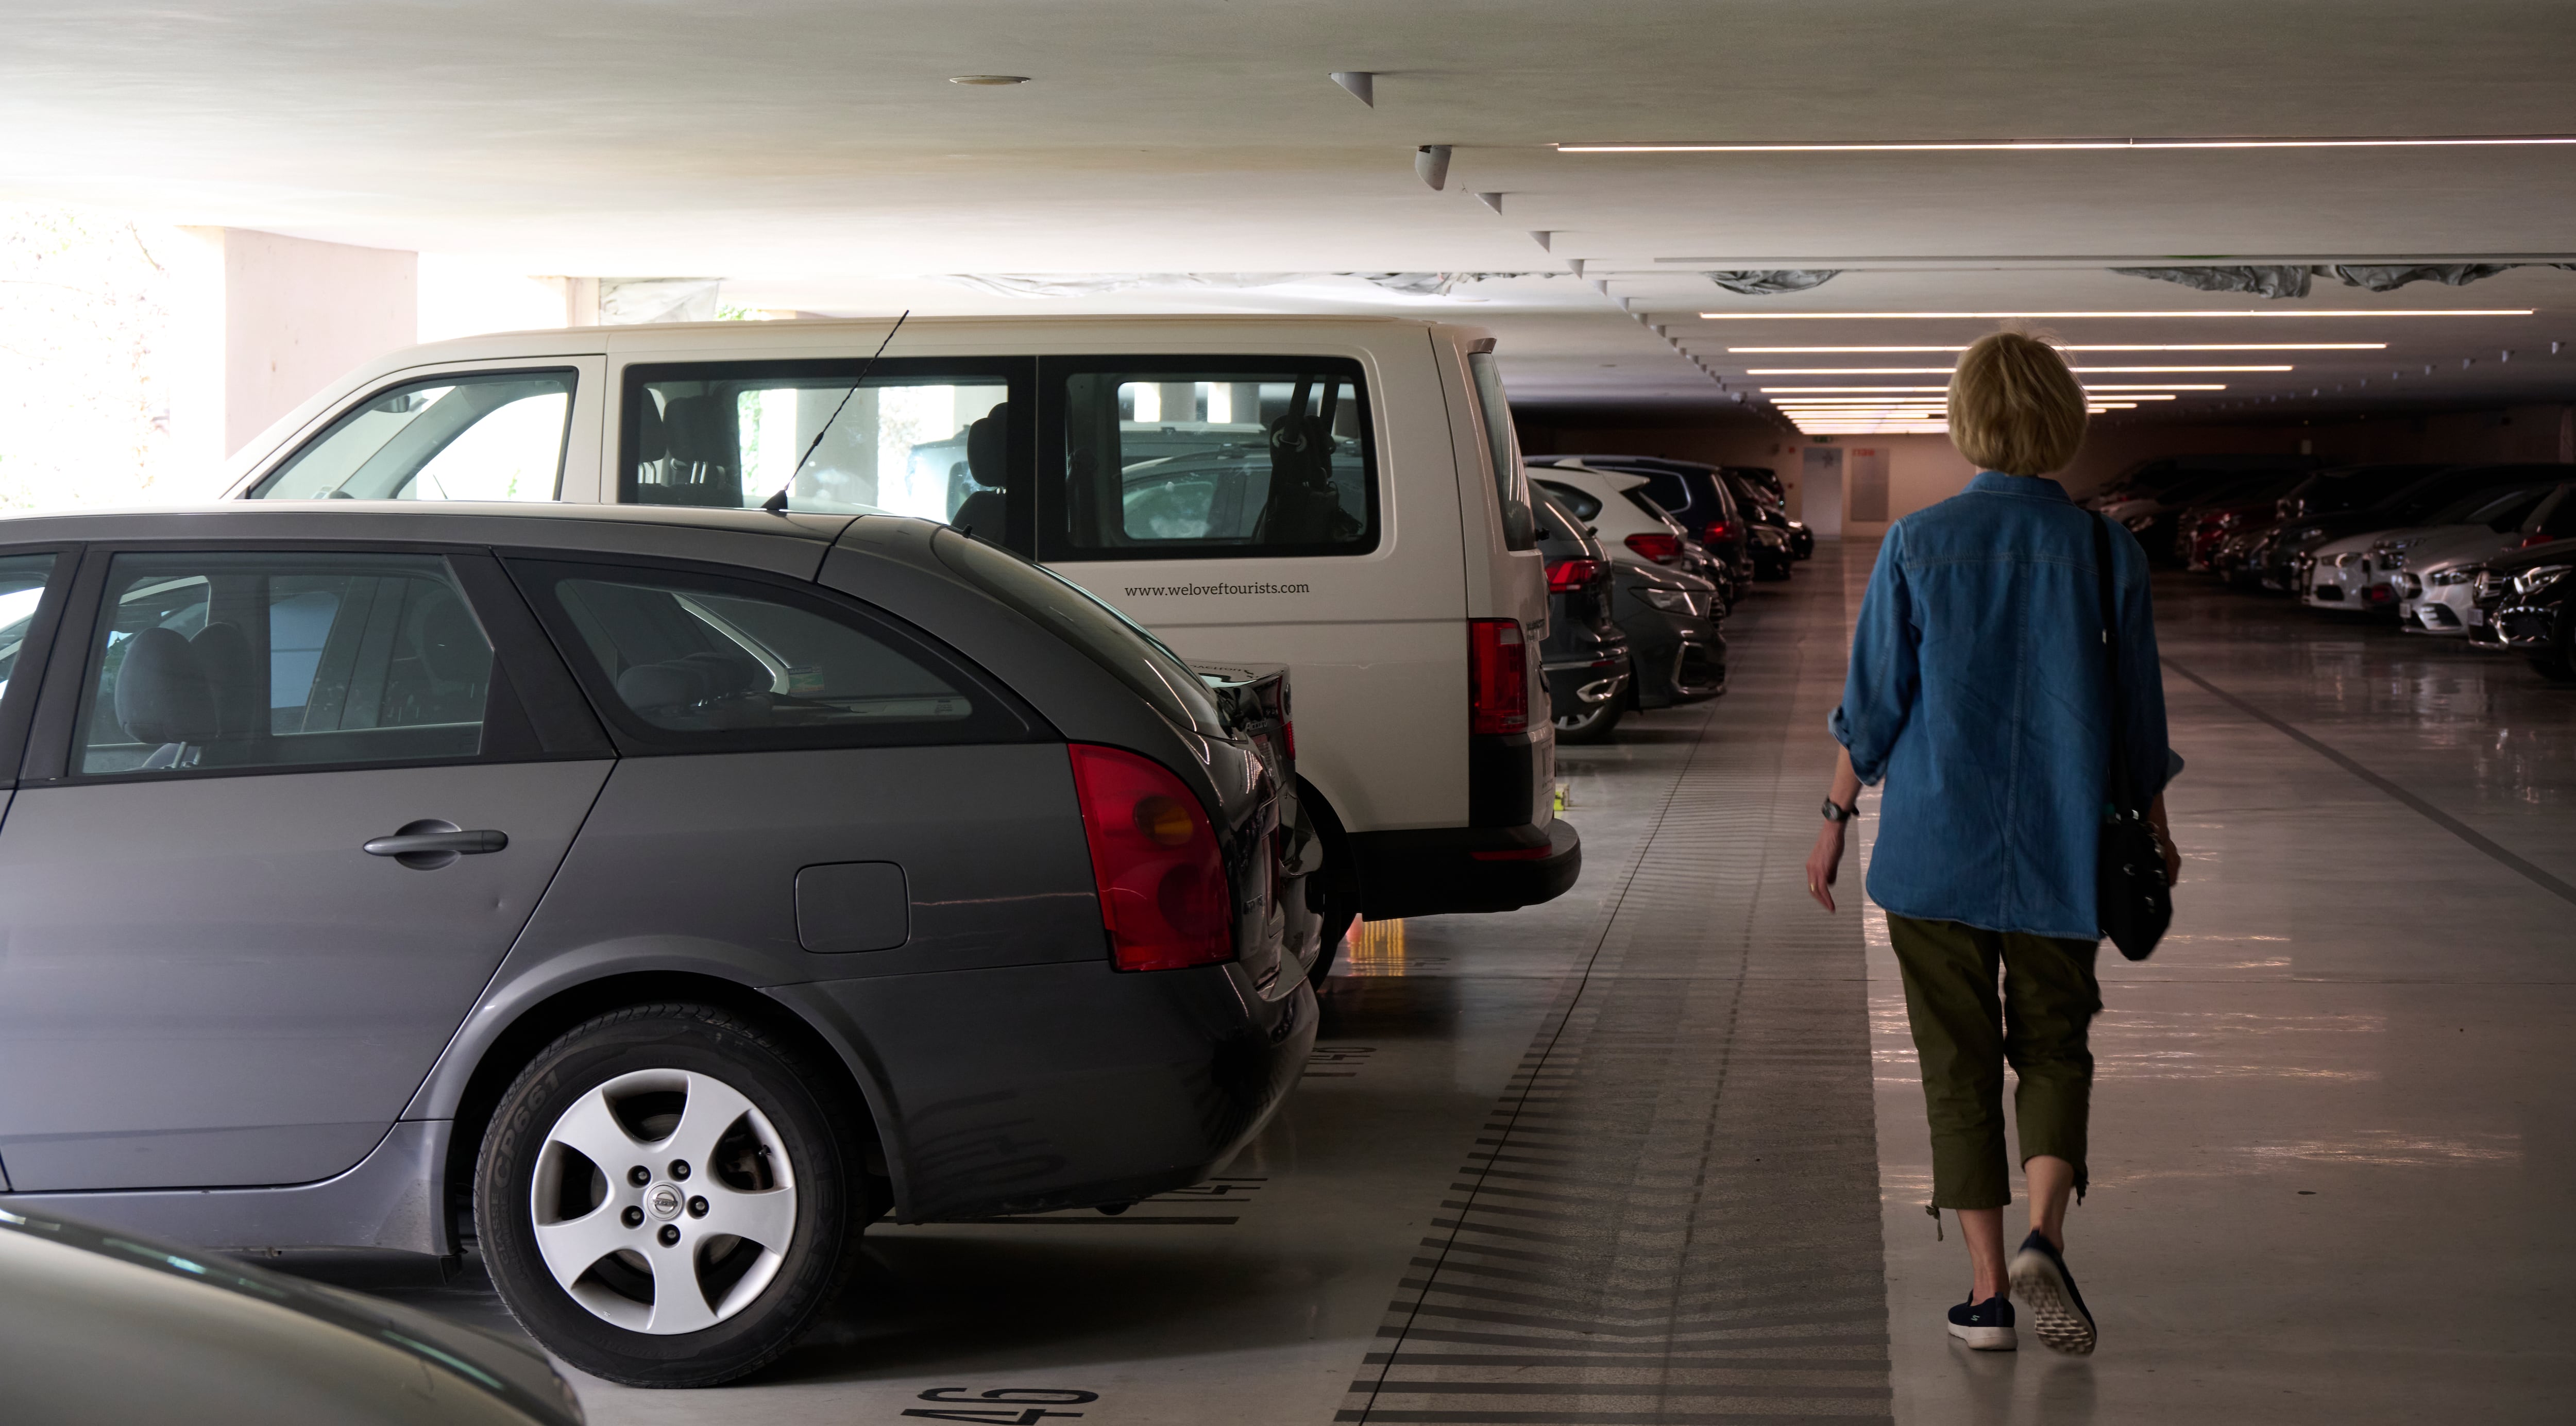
[2295,465,2442,513]
[2429,483,2553,528]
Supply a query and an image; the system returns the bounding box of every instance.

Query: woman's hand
[1806,820,1846,912]
[2149,794,2181,888]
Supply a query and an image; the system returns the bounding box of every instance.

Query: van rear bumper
[1349,819,1582,920]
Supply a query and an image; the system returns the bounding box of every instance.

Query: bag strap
[2091,514,2140,813]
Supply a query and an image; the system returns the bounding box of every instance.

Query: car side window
[77,553,495,776]
[249,370,575,501]
[1533,479,1602,523]
[2533,487,2576,540]
[512,561,1026,752]
[1042,356,1379,561]
[1467,351,1537,552]
[0,554,60,701]
[618,361,1017,527]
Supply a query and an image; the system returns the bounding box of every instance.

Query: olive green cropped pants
[1888,914,2103,1210]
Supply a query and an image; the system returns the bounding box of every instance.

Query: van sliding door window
[619,360,1022,539]
[250,370,574,501]
[1041,357,1379,561]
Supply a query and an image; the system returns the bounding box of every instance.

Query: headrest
[657,395,732,470]
[115,626,219,747]
[965,404,1008,489]
[616,651,769,717]
[190,622,259,741]
[409,591,486,684]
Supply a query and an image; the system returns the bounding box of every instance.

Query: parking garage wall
[1524,400,2576,530]
[1518,416,1977,534]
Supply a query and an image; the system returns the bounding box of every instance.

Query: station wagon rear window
[1041,357,1378,562]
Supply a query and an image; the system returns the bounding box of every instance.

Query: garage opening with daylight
[0,4,2570,1423]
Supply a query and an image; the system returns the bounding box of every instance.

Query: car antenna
[761,310,909,514]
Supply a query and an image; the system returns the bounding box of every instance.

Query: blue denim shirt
[1831,472,2175,940]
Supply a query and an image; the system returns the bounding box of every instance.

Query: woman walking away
[1804,331,2181,1356]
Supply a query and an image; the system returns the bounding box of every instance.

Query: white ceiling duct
[1704,270,1841,295]
[598,277,722,324]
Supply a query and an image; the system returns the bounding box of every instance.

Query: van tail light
[1624,532,1683,563]
[1545,557,1602,592]
[1467,619,1529,736]
[1702,520,1733,544]
[1066,744,1233,972]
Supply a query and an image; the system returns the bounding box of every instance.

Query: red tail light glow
[1702,521,1733,544]
[1467,619,1529,736]
[1066,744,1233,971]
[1545,557,1603,592]
[1624,532,1683,563]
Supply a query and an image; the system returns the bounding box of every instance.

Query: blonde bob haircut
[1947,331,2088,477]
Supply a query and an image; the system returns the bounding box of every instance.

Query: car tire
[2529,650,2576,683]
[1298,780,1360,988]
[1553,699,1625,744]
[476,1003,871,1388]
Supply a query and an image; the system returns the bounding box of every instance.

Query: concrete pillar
[170,227,417,473]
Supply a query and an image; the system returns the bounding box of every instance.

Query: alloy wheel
[529,1067,796,1335]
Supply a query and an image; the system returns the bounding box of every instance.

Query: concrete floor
[393,541,2576,1423]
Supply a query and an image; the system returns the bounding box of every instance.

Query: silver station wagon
[0,503,1320,1386]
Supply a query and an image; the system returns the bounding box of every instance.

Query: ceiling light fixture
[1557,135,2576,153]
[1727,343,2387,353]
[947,74,1031,85]
[1700,310,2526,320]
[1743,365,2291,375]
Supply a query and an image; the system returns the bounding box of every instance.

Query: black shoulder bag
[2092,514,2173,961]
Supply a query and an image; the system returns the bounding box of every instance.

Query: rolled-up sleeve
[1829,524,1918,785]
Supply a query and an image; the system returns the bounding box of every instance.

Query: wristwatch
[1820,797,1856,824]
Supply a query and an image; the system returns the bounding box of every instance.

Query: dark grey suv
[0,503,1320,1386]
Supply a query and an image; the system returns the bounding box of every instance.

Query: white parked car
[2304,478,2572,615]
[212,316,1574,936]
[2393,483,2576,633]
[1526,462,1722,588]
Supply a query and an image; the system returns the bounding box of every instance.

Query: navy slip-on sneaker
[1945,1294,2016,1351]
[2008,1230,2096,1355]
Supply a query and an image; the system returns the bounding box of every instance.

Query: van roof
[390,312,1464,364]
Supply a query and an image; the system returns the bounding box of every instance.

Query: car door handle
[364,821,508,869]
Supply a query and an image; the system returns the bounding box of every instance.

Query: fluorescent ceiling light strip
[1701,310,2526,319]
[1727,344,2386,352]
[1744,365,2291,374]
[1558,136,2576,153]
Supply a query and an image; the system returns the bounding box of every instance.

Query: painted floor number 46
[903,1387,1098,1424]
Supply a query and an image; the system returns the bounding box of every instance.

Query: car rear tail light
[1066,744,1233,972]
[1624,532,1683,563]
[1545,557,1602,592]
[1467,618,1529,736]
[1703,521,1733,544]
[2520,533,2560,548]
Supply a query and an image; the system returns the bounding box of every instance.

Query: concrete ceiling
[6,1,2574,419]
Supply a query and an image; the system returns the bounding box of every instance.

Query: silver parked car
[1,1204,585,1425]
[0,504,1320,1386]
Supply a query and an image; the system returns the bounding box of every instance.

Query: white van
[216,316,1578,939]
